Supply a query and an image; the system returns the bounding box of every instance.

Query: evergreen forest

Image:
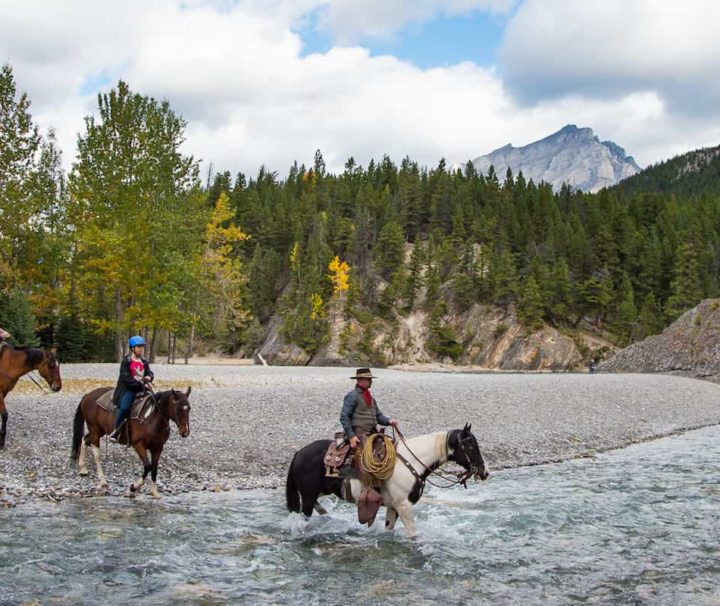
[1,65,719,364]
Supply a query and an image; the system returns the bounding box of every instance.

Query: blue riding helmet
[129,335,146,348]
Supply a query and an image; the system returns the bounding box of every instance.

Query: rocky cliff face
[599,299,720,381]
[473,124,640,193]
[255,302,612,371]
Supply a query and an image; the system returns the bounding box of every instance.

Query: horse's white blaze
[91,445,108,487]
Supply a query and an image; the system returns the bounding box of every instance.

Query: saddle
[97,390,154,419]
[98,390,156,445]
[324,432,354,478]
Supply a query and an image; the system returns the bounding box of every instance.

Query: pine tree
[614,272,637,344]
[665,240,703,321]
[517,275,544,331]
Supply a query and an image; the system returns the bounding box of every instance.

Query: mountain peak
[473,126,640,193]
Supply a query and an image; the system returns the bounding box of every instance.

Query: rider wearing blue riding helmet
[109,335,154,442]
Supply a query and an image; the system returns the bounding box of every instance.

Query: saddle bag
[357,487,383,526]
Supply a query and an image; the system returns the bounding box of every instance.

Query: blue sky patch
[299,10,506,69]
[80,72,114,96]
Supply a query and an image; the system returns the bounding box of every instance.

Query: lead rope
[0,368,48,393]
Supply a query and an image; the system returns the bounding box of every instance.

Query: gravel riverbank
[2,364,719,506]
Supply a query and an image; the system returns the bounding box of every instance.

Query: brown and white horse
[0,345,62,448]
[70,386,191,498]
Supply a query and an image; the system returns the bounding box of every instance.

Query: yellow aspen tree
[328,255,351,294]
[309,292,324,320]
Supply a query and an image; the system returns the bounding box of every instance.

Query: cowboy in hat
[340,368,398,450]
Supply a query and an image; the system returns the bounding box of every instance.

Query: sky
[2,0,719,178]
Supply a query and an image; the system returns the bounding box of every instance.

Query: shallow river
[2,426,720,605]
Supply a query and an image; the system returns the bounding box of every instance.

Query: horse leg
[130,443,152,494]
[89,435,109,488]
[385,507,399,531]
[148,445,163,499]
[0,395,7,449]
[78,438,89,476]
[396,501,417,538]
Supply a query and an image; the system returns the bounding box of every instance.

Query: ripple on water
[2,427,720,605]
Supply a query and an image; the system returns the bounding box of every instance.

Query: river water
[2,426,719,605]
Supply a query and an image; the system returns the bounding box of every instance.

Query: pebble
[1,364,719,506]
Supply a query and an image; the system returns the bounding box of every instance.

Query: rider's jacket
[340,387,391,439]
[113,355,154,406]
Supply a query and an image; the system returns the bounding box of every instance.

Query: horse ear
[463,422,471,434]
[185,386,192,397]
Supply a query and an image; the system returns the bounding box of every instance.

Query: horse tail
[286,452,301,513]
[70,402,85,462]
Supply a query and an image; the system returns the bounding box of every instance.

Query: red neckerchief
[357,384,373,407]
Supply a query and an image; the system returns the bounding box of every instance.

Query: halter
[394,428,479,492]
[0,349,54,394]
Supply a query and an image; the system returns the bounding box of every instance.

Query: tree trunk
[114,288,124,362]
[167,332,172,364]
[149,326,159,363]
[171,334,177,364]
[184,323,195,364]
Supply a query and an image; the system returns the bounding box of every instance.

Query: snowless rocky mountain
[473,124,641,193]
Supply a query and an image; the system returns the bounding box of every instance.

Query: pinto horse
[0,345,62,448]
[71,386,192,498]
[286,423,489,537]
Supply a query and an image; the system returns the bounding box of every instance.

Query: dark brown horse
[0,345,62,448]
[70,386,192,498]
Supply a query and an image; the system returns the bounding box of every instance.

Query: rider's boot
[109,415,125,443]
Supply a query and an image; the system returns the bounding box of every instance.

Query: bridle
[0,349,56,394]
[393,427,483,493]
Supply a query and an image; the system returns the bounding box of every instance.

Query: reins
[393,427,474,489]
[0,350,51,394]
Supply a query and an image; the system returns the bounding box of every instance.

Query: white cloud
[500,0,720,115]
[0,0,717,180]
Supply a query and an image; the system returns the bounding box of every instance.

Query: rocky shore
[2,364,720,507]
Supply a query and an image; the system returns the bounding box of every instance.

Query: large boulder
[600,299,720,380]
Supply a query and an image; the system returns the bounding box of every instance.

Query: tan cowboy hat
[350,367,377,379]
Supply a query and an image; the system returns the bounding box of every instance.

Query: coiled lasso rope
[360,434,396,480]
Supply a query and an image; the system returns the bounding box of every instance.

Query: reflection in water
[2,426,720,605]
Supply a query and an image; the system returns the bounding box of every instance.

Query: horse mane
[13,346,45,366]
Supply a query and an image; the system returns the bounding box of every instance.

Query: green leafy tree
[68,80,202,359]
[0,288,40,346]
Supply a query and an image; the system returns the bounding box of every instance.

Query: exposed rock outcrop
[599,299,720,381]
[256,302,610,371]
[473,124,640,193]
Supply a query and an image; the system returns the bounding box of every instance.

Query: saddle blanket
[96,389,155,419]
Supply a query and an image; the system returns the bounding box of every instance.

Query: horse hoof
[79,470,88,477]
[130,483,138,493]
